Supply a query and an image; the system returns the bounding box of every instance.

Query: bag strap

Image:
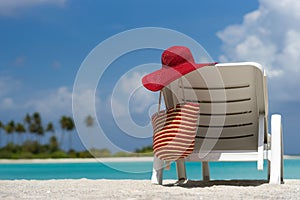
[158,78,185,112]
[158,90,162,112]
[180,78,186,103]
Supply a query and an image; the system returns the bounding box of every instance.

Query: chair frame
[151,62,284,185]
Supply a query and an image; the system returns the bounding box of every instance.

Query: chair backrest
[162,62,267,151]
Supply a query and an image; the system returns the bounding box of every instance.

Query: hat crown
[161,46,195,67]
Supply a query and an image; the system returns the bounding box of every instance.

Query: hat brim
[142,62,217,92]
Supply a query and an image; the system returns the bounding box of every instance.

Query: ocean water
[0,159,299,180]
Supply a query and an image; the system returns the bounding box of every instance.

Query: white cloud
[0,76,72,118]
[73,88,103,119]
[0,74,103,123]
[218,0,300,101]
[0,76,23,114]
[0,97,14,109]
[0,76,21,98]
[109,70,156,139]
[0,0,67,16]
[25,86,104,121]
[111,71,157,118]
[52,60,62,69]
[120,71,158,114]
[12,55,26,67]
[25,86,73,119]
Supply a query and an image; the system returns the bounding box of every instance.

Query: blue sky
[1,0,300,154]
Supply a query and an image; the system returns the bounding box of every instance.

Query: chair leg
[269,114,283,184]
[267,160,271,181]
[176,159,187,181]
[281,130,284,184]
[202,162,210,181]
[151,155,164,185]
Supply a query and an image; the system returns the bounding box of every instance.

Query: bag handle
[158,90,162,112]
[180,78,186,103]
[157,78,185,112]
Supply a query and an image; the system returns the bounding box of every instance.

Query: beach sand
[0,179,299,200]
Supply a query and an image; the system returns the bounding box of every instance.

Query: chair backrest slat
[162,62,265,151]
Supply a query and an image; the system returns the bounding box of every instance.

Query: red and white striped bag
[151,92,200,161]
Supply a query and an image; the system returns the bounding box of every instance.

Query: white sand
[0,155,298,164]
[0,179,299,200]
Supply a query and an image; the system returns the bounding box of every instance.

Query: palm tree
[60,116,75,151]
[24,113,33,142]
[15,123,26,144]
[85,115,94,127]
[46,122,57,151]
[24,113,31,125]
[0,121,3,147]
[59,116,68,150]
[46,122,55,137]
[32,112,44,143]
[32,112,42,125]
[5,120,15,144]
[49,135,59,153]
[85,115,94,149]
[66,117,75,151]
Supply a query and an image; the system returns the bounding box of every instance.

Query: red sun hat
[142,46,217,92]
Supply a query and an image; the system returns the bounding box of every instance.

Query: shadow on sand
[164,179,269,188]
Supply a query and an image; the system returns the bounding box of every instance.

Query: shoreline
[0,155,299,164]
[0,157,154,164]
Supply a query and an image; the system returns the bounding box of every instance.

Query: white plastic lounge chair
[151,62,283,185]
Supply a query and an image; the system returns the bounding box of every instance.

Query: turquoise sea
[0,159,299,180]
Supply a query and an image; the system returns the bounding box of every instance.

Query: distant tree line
[0,113,153,159]
[0,112,79,158]
[0,112,75,150]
